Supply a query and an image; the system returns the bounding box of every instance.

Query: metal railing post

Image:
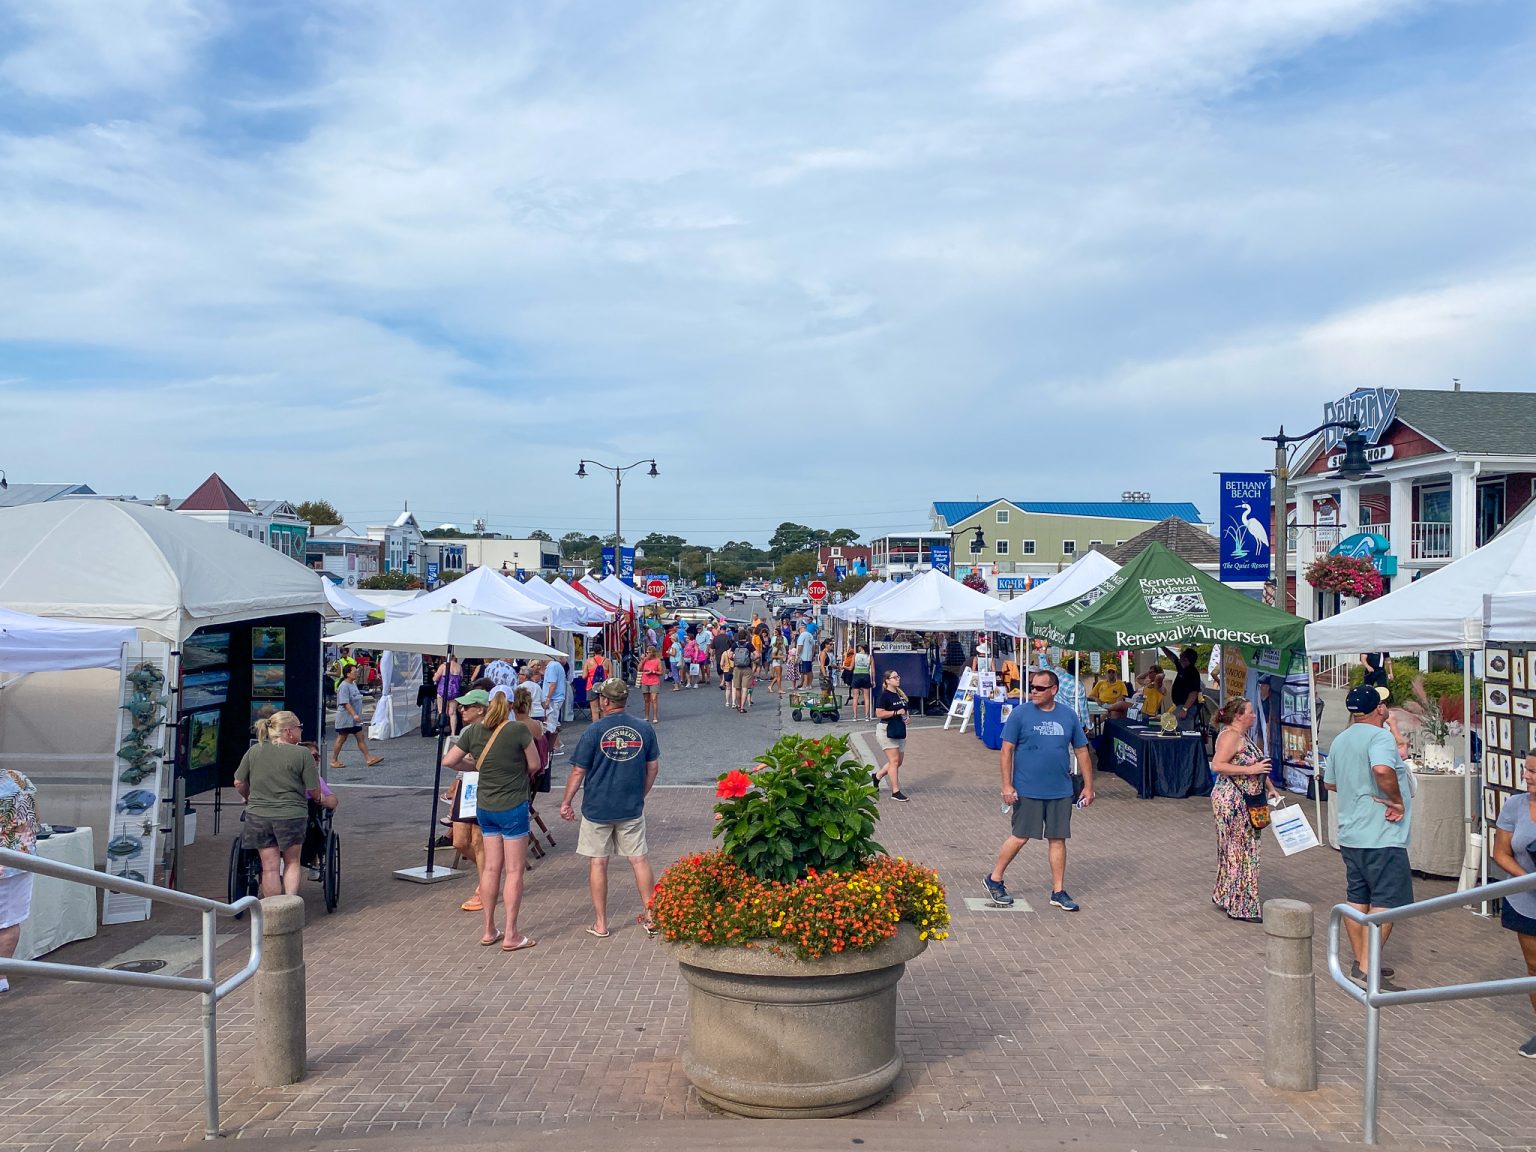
[1362,922,1383,1145]
[202,907,220,1139]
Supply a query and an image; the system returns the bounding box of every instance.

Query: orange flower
[715,769,753,799]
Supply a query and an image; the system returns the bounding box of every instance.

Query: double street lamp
[576,458,659,578]
[1261,421,1379,610]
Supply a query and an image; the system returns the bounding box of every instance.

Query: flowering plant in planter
[1303,553,1383,601]
[650,733,950,958]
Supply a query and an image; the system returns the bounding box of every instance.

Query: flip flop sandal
[479,931,504,947]
[585,926,612,938]
[502,935,537,952]
[329,761,345,770]
[461,898,483,912]
[637,915,658,936]
[365,756,384,766]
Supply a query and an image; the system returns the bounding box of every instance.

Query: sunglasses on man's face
[1029,683,1054,692]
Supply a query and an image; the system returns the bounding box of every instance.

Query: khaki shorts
[577,815,648,858]
[876,728,905,752]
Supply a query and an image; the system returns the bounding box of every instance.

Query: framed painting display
[181,630,230,672]
[1484,787,1499,822]
[251,626,287,661]
[1529,721,1536,750]
[187,709,221,772]
[182,669,229,711]
[1528,650,1536,689]
[1486,682,1511,715]
[251,662,286,698]
[1500,717,1513,750]
[250,699,284,734]
[1487,715,1504,750]
[1515,657,1528,691]
[1486,649,1511,681]
[1515,695,1535,719]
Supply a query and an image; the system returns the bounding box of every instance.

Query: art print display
[1485,681,1511,715]
[181,630,230,672]
[1515,695,1534,719]
[104,642,172,925]
[187,709,221,772]
[181,669,229,711]
[1486,649,1510,681]
[1500,717,1513,750]
[1516,657,1528,691]
[1482,644,1535,897]
[250,699,284,733]
[251,626,287,661]
[251,662,286,698]
[1487,714,1503,750]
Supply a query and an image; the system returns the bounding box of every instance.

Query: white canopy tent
[1304,506,1536,654]
[829,580,887,621]
[983,551,1121,636]
[850,580,911,624]
[0,607,137,678]
[323,580,379,625]
[0,500,328,643]
[860,569,1001,632]
[547,577,613,622]
[518,575,609,628]
[386,566,566,630]
[586,575,659,611]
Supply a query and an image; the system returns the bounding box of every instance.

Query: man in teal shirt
[1324,685,1411,991]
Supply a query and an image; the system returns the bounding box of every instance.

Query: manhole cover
[111,958,167,973]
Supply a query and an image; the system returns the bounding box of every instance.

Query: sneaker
[1050,890,1080,912]
[982,874,1014,906]
[1348,964,1405,993]
[308,866,322,882]
[1519,1035,1536,1059]
[1349,961,1396,981]
[870,772,880,789]
[890,790,910,802]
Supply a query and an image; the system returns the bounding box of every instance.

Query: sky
[3,0,1534,547]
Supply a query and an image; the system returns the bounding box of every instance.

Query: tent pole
[1308,656,1324,839]
[424,642,451,876]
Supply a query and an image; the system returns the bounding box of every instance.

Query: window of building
[1062,540,1076,555]
[1089,540,1103,547]
[997,509,1009,523]
[995,540,1009,555]
[1021,540,1036,555]
[1116,539,1126,546]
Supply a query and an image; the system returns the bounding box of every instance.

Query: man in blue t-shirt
[1324,685,1411,991]
[560,679,661,938]
[983,669,1094,912]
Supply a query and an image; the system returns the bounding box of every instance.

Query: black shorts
[1341,846,1414,909]
[1011,795,1073,841]
[243,814,308,852]
[851,674,872,690]
[1501,898,1536,937]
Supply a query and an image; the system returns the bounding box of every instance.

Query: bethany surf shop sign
[1322,387,1398,451]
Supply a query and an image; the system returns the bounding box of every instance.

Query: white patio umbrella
[327,602,561,883]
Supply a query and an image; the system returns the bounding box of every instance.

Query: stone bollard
[1263,898,1317,1092]
[255,895,307,1087]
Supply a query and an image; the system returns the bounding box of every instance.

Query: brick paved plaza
[3,711,1533,1151]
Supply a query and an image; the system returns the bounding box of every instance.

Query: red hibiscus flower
[715,769,753,799]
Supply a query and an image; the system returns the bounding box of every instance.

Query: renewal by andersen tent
[1027,542,1307,656]
[860,569,1001,632]
[1305,504,1536,655]
[984,550,1121,637]
[0,500,328,643]
[0,606,137,676]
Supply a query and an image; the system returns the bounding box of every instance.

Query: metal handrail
[1327,870,1536,1145]
[0,845,262,1139]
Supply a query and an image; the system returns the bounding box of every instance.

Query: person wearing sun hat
[1324,683,1413,992]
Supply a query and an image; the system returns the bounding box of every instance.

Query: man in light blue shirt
[542,656,569,754]
[1324,685,1412,991]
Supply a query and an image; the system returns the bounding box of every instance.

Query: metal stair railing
[0,845,262,1139]
[1328,870,1536,1145]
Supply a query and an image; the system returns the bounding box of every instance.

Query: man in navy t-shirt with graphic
[983,668,1095,912]
[561,679,661,938]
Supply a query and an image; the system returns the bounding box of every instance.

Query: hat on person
[1346,685,1386,714]
[597,679,630,701]
[455,688,491,707]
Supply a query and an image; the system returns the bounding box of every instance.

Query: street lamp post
[576,458,659,580]
[1261,420,1379,611]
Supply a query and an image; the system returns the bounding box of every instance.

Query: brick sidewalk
[2,723,1533,1151]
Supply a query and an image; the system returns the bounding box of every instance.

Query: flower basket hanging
[1303,553,1383,601]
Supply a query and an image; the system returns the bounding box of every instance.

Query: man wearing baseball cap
[1324,684,1412,992]
[560,678,661,938]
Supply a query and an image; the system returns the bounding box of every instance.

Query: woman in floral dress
[1210,697,1277,923]
[1,768,41,992]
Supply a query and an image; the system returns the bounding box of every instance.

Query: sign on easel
[944,668,977,732]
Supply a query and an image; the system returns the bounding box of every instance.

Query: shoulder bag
[884,695,908,740]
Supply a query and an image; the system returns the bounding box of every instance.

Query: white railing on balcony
[1288,524,1395,565]
[1411,521,1452,561]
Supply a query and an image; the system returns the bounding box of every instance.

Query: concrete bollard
[1263,898,1317,1092]
[255,895,307,1087]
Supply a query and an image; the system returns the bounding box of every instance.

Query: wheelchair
[228,802,340,914]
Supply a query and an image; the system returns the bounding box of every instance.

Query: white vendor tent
[328,605,563,660]
[984,551,1121,636]
[0,606,136,677]
[548,577,614,622]
[593,574,660,611]
[829,580,887,621]
[1305,505,1536,654]
[849,580,910,624]
[519,575,609,627]
[860,569,1001,632]
[0,500,327,643]
[387,566,562,630]
[324,580,379,625]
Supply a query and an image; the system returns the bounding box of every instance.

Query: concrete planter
[663,922,926,1118]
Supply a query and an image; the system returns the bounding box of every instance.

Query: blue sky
[3,0,1534,545]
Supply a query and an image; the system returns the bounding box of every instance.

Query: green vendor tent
[1026,542,1307,657]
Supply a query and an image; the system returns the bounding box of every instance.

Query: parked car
[727,590,747,604]
[669,606,728,627]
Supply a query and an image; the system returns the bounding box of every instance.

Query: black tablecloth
[1098,718,1213,799]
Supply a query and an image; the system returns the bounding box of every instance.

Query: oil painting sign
[1219,473,1272,583]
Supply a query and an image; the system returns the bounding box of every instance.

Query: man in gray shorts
[983,669,1094,912]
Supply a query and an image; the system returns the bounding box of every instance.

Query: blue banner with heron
[1219,473,1272,583]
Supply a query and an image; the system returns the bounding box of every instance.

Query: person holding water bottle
[984,668,1093,912]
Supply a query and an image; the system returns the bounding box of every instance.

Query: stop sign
[807,579,828,602]
[645,578,667,597]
